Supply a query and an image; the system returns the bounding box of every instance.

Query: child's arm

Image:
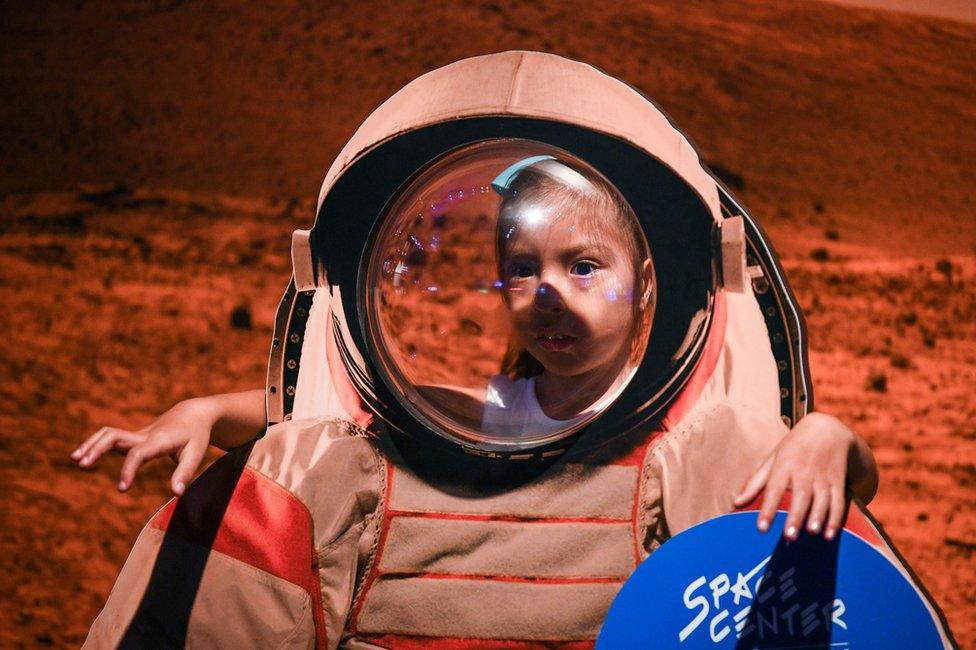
[733,411,879,541]
[71,389,266,496]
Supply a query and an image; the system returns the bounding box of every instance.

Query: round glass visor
[364,139,655,452]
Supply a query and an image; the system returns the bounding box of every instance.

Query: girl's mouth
[536,334,577,351]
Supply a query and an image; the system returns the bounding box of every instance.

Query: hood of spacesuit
[275,50,787,459]
[314,50,721,224]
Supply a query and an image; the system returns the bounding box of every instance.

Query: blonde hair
[495,161,654,379]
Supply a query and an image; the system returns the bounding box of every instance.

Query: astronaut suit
[84,51,951,649]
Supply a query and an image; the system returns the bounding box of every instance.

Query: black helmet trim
[716,185,813,424]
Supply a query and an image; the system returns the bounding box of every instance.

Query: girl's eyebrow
[559,243,615,261]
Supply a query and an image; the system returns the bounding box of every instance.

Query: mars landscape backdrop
[1,0,973,646]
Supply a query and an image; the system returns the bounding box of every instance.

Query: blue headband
[490,155,556,195]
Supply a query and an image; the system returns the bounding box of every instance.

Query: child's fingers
[824,485,847,540]
[756,470,788,533]
[783,486,812,541]
[170,443,206,497]
[117,436,170,491]
[118,446,146,491]
[806,484,831,535]
[76,428,140,467]
[734,454,774,506]
[93,430,143,461]
[78,431,118,467]
[72,427,114,463]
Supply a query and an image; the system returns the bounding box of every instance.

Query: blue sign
[598,511,942,649]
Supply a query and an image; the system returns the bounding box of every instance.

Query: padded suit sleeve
[84,418,384,650]
[83,442,322,649]
[652,400,788,538]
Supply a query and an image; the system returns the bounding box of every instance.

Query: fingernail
[80,456,90,467]
[809,520,820,533]
[70,449,81,459]
[175,482,186,496]
[118,481,127,491]
[758,518,769,532]
[786,525,798,540]
[825,527,836,540]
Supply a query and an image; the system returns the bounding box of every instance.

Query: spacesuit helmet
[268,51,810,460]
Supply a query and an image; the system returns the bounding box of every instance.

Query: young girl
[481,155,655,439]
[402,152,656,444]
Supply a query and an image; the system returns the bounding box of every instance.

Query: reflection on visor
[365,139,655,451]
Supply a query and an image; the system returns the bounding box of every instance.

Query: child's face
[502,209,649,379]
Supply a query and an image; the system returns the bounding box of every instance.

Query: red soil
[0,1,973,646]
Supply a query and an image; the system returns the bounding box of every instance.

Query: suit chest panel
[346,449,653,645]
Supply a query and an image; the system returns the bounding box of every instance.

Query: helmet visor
[364,139,654,452]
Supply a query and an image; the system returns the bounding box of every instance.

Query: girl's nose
[534,281,567,313]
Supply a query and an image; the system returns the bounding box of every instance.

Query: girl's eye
[570,261,598,277]
[508,264,535,280]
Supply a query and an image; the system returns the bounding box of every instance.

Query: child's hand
[733,412,878,541]
[71,399,215,497]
